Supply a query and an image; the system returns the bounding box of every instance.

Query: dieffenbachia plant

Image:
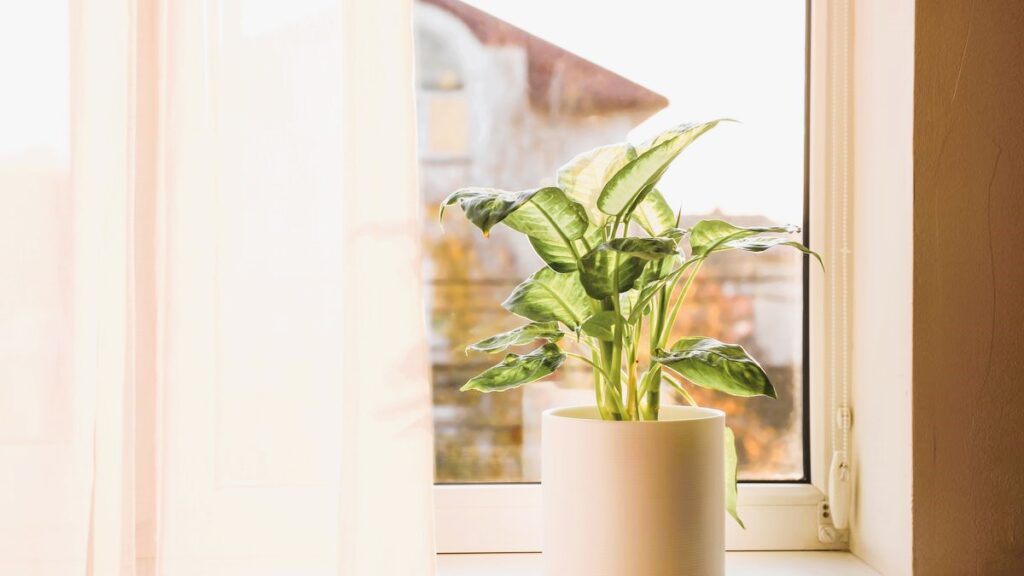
[440,121,821,526]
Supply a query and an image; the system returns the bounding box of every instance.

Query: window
[417,0,839,552]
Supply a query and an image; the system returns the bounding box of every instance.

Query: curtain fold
[339,0,436,572]
[0,0,435,574]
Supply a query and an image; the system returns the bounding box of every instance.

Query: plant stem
[609,293,626,419]
[625,309,642,420]
[625,351,638,420]
[590,349,612,420]
[639,365,662,420]
[651,288,665,352]
[628,257,698,324]
[663,369,698,407]
[659,259,704,348]
[569,333,601,356]
[565,352,612,382]
[608,378,626,417]
[594,331,623,420]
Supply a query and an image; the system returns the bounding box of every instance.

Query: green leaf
[635,120,729,153]
[557,142,637,225]
[581,311,620,341]
[528,223,604,273]
[439,188,590,273]
[438,184,585,234]
[461,343,566,393]
[500,187,589,239]
[632,189,676,236]
[579,237,677,300]
[635,252,682,290]
[658,227,689,242]
[502,267,591,331]
[688,219,799,257]
[719,236,824,270]
[629,227,689,300]
[725,426,744,528]
[654,336,777,398]
[466,322,564,354]
[598,121,723,218]
[439,187,537,236]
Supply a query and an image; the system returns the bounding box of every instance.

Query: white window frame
[433,0,851,553]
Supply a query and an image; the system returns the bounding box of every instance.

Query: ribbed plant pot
[542,405,725,576]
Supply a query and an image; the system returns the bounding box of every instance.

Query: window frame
[433,0,849,552]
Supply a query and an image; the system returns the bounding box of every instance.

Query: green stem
[625,348,638,420]
[639,365,662,420]
[650,288,664,352]
[644,293,665,420]
[598,342,622,419]
[658,259,704,348]
[608,378,626,417]
[590,348,613,420]
[609,294,625,419]
[640,262,673,420]
[568,333,601,356]
[566,352,612,382]
[663,369,698,407]
[628,257,698,324]
[626,307,642,420]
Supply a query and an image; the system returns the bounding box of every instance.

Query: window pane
[417,0,807,482]
[0,1,72,445]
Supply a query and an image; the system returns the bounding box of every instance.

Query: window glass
[0,1,72,445]
[417,0,807,482]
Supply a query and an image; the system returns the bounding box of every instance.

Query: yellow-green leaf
[581,311,620,341]
[502,267,591,331]
[557,142,637,225]
[632,189,676,236]
[440,187,539,235]
[503,187,589,241]
[725,426,744,528]
[688,219,799,257]
[440,187,591,273]
[528,223,604,273]
[461,343,566,393]
[579,237,677,299]
[719,235,824,270]
[654,336,776,398]
[466,322,564,354]
[598,121,723,218]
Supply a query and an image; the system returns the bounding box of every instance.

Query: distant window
[415,16,471,161]
[420,92,471,160]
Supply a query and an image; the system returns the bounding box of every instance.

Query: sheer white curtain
[0,0,435,574]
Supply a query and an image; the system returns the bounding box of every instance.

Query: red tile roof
[421,0,669,117]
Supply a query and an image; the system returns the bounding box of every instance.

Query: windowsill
[437,551,880,575]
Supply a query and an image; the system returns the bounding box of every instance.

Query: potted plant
[440,121,820,576]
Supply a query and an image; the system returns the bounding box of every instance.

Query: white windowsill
[437,551,880,575]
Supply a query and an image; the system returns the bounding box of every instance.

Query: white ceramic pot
[542,405,725,576]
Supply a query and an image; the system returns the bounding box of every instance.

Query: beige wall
[913,1,1024,574]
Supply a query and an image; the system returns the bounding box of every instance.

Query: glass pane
[0,1,72,444]
[0,2,77,560]
[417,0,807,482]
